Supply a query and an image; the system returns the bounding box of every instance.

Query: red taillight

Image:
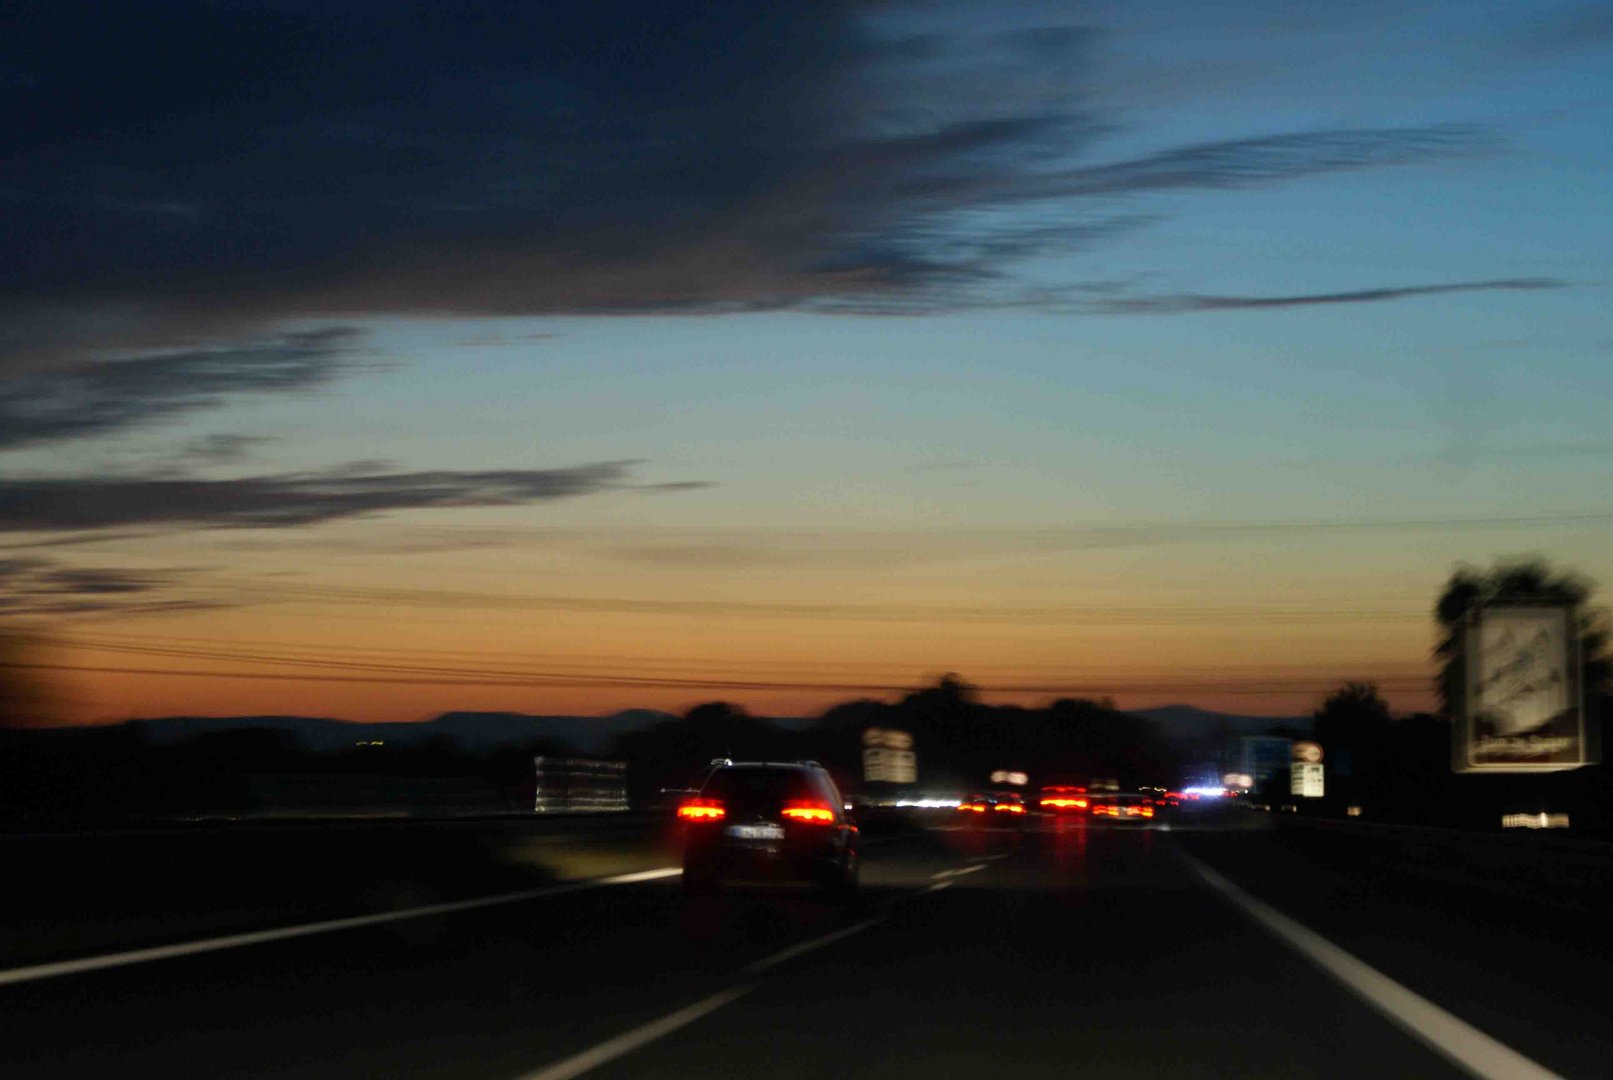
[960,803,986,813]
[1040,797,1088,809]
[677,798,725,822]
[995,802,1025,814]
[781,800,835,825]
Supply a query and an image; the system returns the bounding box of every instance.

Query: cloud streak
[1086,278,1565,314]
[0,558,204,617]
[0,329,364,449]
[0,462,709,532]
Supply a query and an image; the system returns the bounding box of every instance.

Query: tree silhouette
[1433,558,1611,716]
[1313,681,1392,799]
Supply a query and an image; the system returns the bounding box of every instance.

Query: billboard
[1455,605,1588,773]
[1236,736,1293,787]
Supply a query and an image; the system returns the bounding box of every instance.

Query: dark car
[678,760,859,896]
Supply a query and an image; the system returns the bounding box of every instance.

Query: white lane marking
[520,862,963,1079]
[931,862,989,880]
[1183,854,1560,1080]
[517,986,753,1080]
[0,867,681,988]
[743,917,885,975]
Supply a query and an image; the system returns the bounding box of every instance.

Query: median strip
[0,867,681,988]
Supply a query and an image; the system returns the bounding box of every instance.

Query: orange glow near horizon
[11,517,1474,727]
[33,594,1441,725]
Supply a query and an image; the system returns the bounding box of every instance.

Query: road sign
[863,728,917,783]
[1456,605,1588,772]
[1290,762,1324,798]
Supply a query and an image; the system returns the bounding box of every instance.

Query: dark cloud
[0,329,364,449]
[2,3,1504,372]
[0,462,709,532]
[1087,278,1564,314]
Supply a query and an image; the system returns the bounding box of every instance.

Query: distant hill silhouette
[126,710,680,755]
[1128,704,1311,742]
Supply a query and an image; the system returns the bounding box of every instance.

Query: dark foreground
[2,811,1607,1079]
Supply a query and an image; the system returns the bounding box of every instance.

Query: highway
[1,813,1605,1079]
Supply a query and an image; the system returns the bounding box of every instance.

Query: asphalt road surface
[2,815,1604,1079]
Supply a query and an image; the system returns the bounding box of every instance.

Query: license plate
[727,824,784,840]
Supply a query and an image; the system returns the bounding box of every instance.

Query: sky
[2,0,1611,723]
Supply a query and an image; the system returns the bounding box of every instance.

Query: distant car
[1087,793,1157,824]
[678,761,859,896]
[1038,785,1089,814]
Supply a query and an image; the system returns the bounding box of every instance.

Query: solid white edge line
[931,862,989,880]
[516,985,754,1080]
[0,867,681,988]
[1182,853,1560,1080]
[742,917,884,975]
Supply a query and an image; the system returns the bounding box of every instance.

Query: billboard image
[1456,605,1587,772]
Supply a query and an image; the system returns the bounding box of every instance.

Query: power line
[1,659,1432,698]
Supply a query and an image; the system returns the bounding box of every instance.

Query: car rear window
[700,768,820,815]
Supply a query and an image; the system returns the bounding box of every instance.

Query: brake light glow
[781,800,835,824]
[1040,797,1088,809]
[677,798,725,822]
[959,803,987,813]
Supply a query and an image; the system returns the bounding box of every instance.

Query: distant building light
[989,770,1028,786]
[1346,805,1362,817]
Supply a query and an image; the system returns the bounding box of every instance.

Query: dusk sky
[3,0,1610,723]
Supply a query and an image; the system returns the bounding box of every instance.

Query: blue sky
[1,0,1609,720]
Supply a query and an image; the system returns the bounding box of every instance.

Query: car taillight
[1142,806,1154,817]
[781,800,836,824]
[994,802,1025,814]
[960,803,986,813]
[677,797,725,822]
